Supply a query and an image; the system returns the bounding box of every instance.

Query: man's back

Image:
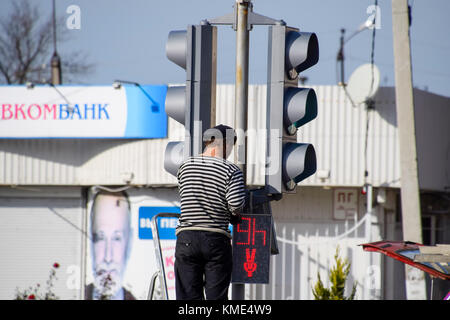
[176,155,245,237]
[174,124,245,300]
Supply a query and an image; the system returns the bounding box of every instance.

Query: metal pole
[365,184,372,243]
[232,0,250,300]
[391,0,425,299]
[51,0,62,85]
[234,0,249,176]
[337,28,345,86]
[364,183,373,299]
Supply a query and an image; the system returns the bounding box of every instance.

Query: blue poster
[138,206,180,240]
[123,84,168,139]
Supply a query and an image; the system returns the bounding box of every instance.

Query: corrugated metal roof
[0,85,448,190]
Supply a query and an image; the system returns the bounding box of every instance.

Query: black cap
[203,124,237,145]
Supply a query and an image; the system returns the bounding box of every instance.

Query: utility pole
[232,0,250,300]
[391,0,426,299]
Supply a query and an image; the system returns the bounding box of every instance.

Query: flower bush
[14,262,60,300]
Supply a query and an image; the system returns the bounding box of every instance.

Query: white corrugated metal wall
[0,187,85,300]
[301,86,400,188]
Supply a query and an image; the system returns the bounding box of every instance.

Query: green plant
[312,247,357,300]
[14,262,60,300]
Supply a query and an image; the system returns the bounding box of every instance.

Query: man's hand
[230,213,242,225]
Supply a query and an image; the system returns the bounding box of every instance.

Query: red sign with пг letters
[232,214,272,284]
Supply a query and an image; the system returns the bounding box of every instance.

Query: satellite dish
[346,63,380,105]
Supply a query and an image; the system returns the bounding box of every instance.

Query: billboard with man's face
[85,188,180,300]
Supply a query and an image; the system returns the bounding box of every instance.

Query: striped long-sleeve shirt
[176,156,246,238]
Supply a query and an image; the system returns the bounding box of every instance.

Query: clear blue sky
[2,0,450,97]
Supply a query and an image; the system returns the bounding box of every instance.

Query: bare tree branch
[0,0,93,84]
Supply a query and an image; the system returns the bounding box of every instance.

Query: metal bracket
[242,188,281,255]
[242,188,276,213]
[207,3,282,30]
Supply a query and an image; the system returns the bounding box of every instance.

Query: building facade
[0,84,449,300]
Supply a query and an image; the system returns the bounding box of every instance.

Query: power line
[364,0,378,186]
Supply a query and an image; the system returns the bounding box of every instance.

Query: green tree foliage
[312,246,357,300]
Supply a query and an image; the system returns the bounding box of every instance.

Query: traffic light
[265,24,319,194]
[164,23,217,176]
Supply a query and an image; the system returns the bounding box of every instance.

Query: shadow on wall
[371,87,450,191]
[371,86,397,127]
[0,139,142,167]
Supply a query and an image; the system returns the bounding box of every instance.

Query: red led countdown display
[232,214,272,284]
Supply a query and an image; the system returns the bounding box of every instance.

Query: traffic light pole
[204,0,297,300]
[232,0,250,301]
[234,0,249,181]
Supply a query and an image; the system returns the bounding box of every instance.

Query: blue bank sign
[0,84,168,138]
[138,206,180,240]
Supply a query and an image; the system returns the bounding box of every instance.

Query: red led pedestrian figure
[244,248,257,277]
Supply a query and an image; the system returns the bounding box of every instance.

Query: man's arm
[226,169,246,215]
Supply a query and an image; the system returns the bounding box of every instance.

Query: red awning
[360,240,450,281]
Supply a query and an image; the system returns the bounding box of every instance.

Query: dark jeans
[175,230,232,300]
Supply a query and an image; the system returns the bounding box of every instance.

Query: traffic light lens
[284,88,317,135]
[282,143,316,189]
[165,85,186,125]
[285,31,319,75]
[293,143,316,183]
[164,141,184,176]
[166,30,187,69]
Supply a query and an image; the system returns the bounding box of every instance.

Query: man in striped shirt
[175,124,246,300]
